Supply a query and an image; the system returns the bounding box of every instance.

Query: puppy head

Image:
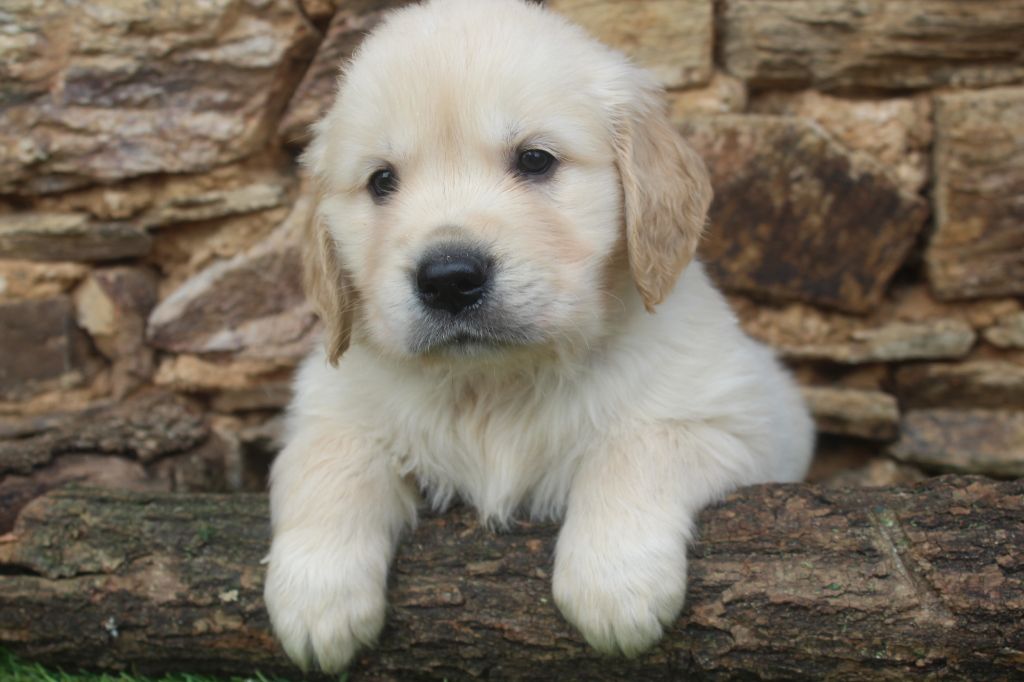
[304,0,711,364]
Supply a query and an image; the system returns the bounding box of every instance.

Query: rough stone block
[927,87,1024,300]
[681,116,927,313]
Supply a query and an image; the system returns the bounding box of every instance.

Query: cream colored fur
[265,0,814,671]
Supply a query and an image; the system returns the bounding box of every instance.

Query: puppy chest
[387,396,589,518]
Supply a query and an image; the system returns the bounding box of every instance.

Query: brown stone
[0,296,102,401]
[719,1,1024,92]
[0,212,151,261]
[681,116,927,313]
[146,195,318,361]
[148,205,291,298]
[0,0,318,194]
[147,244,316,360]
[238,414,286,490]
[805,435,875,483]
[74,267,158,397]
[549,0,712,89]
[0,392,227,532]
[821,458,927,489]
[211,412,287,491]
[280,0,409,146]
[801,386,899,441]
[984,311,1024,349]
[927,88,1024,300]
[0,261,88,302]
[751,91,933,194]
[890,409,1024,478]
[210,383,294,413]
[0,411,77,440]
[894,361,1024,410]
[0,391,211,475]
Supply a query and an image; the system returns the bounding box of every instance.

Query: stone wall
[2,0,1022,516]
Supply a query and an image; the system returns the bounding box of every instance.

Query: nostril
[453,273,485,293]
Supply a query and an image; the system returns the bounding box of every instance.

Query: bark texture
[1,476,1021,680]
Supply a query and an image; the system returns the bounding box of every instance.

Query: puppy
[265,0,814,671]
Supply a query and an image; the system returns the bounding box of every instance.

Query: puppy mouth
[409,317,538,355]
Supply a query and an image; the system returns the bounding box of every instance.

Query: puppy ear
[302,191,355,366]
[614,84,712,311]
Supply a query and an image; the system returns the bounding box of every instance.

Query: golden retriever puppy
[265,0,814,671]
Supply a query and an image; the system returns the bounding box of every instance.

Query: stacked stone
[1,0,1022,520]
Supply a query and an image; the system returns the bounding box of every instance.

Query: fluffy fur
[265,0,815,671]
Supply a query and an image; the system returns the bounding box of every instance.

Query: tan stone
[139,183,290,231]
[0,261,89,302]
[840,321,977,364]
[0,0,318,194]
[154,355,296,394]
[147,194,318,361]
[301,0,341,22]
[890,409,1024,478]
[960,299,1022,331]
[720,1,1024,92]
[549,0,712,89]
[752,91,932,194]
[802,387,899,441]
[74,267,158,397]
[733,296,977,364]
[667,72,747,120]
[0,377,112,417]
[985,311,1024,350]
[895,361,1024,410]
[280,0,409,146]
[0,212,151,261]
[31,158,295,224]
[681,116,927,313]
[928,88,1024,300]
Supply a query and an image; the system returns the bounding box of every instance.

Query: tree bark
[0,476,1021,680]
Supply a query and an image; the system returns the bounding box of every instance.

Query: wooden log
[0,476,1021,680]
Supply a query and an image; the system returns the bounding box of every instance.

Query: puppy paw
[552,537,687,657]
[264,531,388,672]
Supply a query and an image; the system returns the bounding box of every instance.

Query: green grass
[0,649,319,682]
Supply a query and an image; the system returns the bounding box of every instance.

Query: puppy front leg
[264,418,417,672]
[553,422,756,656]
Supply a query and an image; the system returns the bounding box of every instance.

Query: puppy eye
[368,168,399,200]
[516,149,556,177]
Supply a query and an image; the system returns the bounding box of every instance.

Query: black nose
[416,248,490,315]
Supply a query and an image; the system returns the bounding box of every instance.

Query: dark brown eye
[368,168,398,199]
[516,149,556,176]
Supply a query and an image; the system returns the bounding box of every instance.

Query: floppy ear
[301,193,356,366]
[614,85,712,311]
